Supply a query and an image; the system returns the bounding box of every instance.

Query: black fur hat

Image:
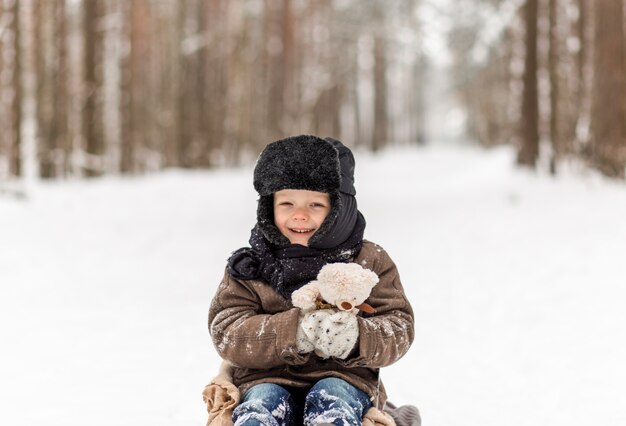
[253,135,355,196]
[253,135,359,248]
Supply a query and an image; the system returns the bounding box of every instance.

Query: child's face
[273,189,331,246]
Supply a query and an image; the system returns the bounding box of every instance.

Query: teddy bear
[292,262,379,314]
[292,262,379,359]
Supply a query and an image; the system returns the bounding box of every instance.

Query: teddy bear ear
[365,270,380,288]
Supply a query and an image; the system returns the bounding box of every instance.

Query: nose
[292,207,309,221]
[340,302,353,310]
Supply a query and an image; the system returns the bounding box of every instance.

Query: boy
[209,135,414,426]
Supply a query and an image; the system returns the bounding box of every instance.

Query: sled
[202,361,421,426]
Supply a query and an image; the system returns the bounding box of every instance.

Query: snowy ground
[2,144,625,426]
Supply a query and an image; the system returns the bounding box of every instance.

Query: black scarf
[227,212,366,299]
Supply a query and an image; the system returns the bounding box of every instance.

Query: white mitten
[313,310,359,359]
[295,310,333,354]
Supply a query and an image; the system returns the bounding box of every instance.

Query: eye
[277,201,293,207]
[311,203,327,208]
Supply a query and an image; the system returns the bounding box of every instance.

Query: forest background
[3,2,626,424]
[1,0,626,183]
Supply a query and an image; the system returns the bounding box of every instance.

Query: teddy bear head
[315,262,379,314]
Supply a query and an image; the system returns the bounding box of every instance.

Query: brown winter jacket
[208,240,414,411]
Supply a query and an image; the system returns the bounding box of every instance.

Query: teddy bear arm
[291,281,321,311]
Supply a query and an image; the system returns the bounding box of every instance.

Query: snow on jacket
[208,240,414,408]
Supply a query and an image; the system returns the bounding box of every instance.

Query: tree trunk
[350,45,362,148]
[265,0,286,139]
[172,1,186,167]
[159,3,178,168]
[53,0,68,178]
[548,0,560,174]
[195,0,210,167]
[517,0,540,167]
[82,0,104,177]
[590,0,626,177]
[280,0,295,132]
[18,0,38,181]
[9,0,22,177]
[372,34,388,151]
[35,0,66,178]
[0,3,4,176]
[575,0,589,139]
[176,0,197,168]
[222,1,246,165]
[413,55,427,145]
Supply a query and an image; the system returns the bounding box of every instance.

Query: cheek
[273,209,287,225]
[315,209,330,223]
[317,212,328,225]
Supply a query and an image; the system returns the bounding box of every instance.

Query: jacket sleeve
[341,246,415,369]
[208,271,310,369]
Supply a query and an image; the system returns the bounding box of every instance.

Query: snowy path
[2,145,625,425]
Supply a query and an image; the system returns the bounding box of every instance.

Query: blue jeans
[232,377,372,426]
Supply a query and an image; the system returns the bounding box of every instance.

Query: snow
[2,144,625,425]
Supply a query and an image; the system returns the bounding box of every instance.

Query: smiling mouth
[289,228,316,234]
